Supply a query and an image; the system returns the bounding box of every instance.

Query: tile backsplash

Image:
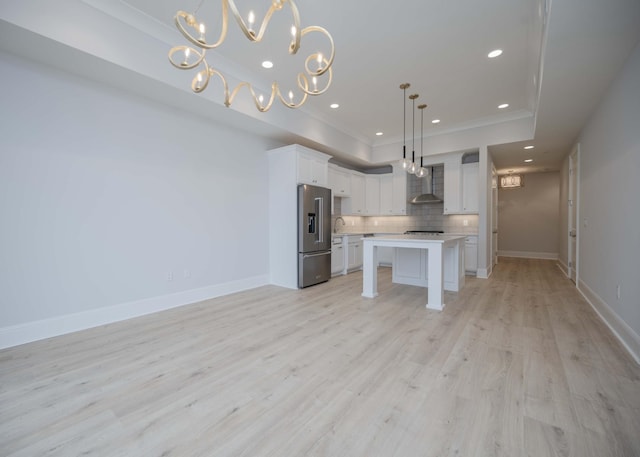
[331,166,478,235]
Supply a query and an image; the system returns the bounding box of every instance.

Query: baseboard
[578,279,640,365]
[0,275,269,350]
[498,250,559,260]
[556,259,569,276]
[476,268,490,279]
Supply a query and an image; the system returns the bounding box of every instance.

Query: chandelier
[168,0,335,112]
[500,174,524,188]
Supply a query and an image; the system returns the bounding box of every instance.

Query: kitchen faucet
[334,216,346,233]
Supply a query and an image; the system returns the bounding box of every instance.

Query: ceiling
[1,0,639,174]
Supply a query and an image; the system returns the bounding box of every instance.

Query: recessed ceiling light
[432,119,441,124]
[375,132,383,136]
[524,145,534,149]
[330,103,339,109]
[488,49,503,58]
[498,103,509,109]
[524,159,533,163]
[261,60,273,69]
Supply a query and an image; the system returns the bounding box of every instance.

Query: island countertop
[366,234,467,243]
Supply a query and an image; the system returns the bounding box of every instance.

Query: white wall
[575,42,640,357]
[497,172,560,258]
[0,50,276,344]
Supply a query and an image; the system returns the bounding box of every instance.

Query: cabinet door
[328,166,351,197]
[331,245,344,275]
[443,158,461,214]
[353,241,363,269]
[379,174,394,215]
[344,172,365,215]
[311,159,328,186]
[297,154,313,184]
[464,237,478,272]
[297,153,327,186]
[462,162,479,213]
[392,172,407,215]
[365,175,380,215]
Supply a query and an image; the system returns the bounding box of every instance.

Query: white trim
[476,268,490,279]
[0,275,269,350]
[556,259,569,276]
[578,279,640,365]
[498,250,559,260]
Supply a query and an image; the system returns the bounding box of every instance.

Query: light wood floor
[1,258,639,456]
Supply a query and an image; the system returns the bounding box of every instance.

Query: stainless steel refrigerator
[298,184,331,288]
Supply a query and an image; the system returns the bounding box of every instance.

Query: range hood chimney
[410,167,443,204]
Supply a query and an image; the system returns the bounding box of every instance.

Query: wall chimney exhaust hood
[410,167,443,204]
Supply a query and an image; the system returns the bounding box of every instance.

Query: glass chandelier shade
[168,0,335,112]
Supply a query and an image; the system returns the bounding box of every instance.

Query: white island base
[362,235,466,310]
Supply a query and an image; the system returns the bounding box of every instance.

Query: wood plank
[1,259,639,456]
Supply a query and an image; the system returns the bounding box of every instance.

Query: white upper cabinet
[392,171,407,215]
[379,174,394,214]
[328,164,351,197]
[364,175,380,215]
[297,149,330,186]
[343,171,365,215]
[461,162,479,213]
[380,171,407,215]
[443,152,479,214]
[443,155,462,214]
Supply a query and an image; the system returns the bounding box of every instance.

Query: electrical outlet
[184,269,191,279]
[616,284,621,300]
[463,219,468,226]
[166,271,173,281]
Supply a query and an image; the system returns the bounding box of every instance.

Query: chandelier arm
[276,85,309,109]
[168,45,206,70]
[300,26,335,76]
[297,67,332,95]
[248,83,278,112]
[227,81,253,107]
[201,67,231,106]
[227,0,300,46]
[174,7,228,50]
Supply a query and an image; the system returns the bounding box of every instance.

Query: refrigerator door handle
[315,197,324,243]
[302,251,331,259]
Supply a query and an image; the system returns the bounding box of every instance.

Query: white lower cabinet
[464,236,478,273]
[346,236,363,271]
[331,243,345,276]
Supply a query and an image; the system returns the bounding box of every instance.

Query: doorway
[568,144,580,283]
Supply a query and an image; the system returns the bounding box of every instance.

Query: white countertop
[363,234,467,243]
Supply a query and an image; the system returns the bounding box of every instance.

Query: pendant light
[416,103,427,178]
[407,93,419,174]
[399,83,411,171]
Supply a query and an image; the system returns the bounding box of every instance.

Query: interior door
[568,145,579,283]
[491,169,498,267]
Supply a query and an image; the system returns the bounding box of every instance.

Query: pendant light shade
[416,103,427,178]
[407,93,419,174]
[399,83,412,170]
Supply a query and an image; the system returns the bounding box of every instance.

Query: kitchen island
[361,234,466,310]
